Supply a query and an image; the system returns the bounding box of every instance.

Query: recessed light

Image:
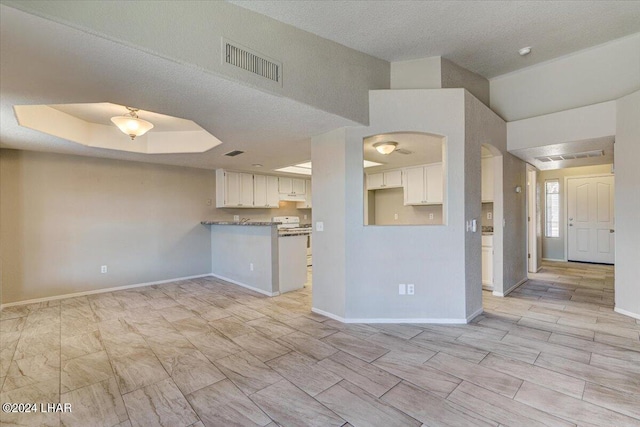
[252,163,263,167]
[518,46,532,56]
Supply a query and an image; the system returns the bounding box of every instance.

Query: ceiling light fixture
[110,107,154,140]
[373,141,398,155]
[518,46,532,56]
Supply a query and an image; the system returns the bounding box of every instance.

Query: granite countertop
[201,221,281,226]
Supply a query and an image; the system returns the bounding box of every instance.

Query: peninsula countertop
[201,221,281,226]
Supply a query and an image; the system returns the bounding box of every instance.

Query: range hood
[279,193,305,202]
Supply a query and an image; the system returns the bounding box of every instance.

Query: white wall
[614,90,640,319]
[5,1,390,125]
[210,224,278,295]
[311,128,347,319]
[312,89,524,322]
[0,149,213,304]
[538,164,614,261]
[390,57,442,90]
[507,101,617,151]
[491,34,640,121]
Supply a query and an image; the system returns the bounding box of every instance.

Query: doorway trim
[526,164,541,273]
[564,172,615,264]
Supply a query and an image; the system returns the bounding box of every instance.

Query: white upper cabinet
[216,170,254,207]
[366,169,403,190]
[296,179,312,209]
[254,174,280,208]
[279,177,306,196]
[481,157,494,202]
[403,163,443,205]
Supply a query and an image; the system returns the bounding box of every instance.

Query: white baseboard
[311,307,468,324]
[542,258,565,262]
[614,307,640,320]
[0,274,212,309]
[493,277,528,297]
[311,307,345,322]
[209,273,279,297]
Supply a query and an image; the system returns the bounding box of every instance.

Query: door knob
[610,229,615,233]
[569,224,573,227]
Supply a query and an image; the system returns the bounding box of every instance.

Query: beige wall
[0,149,311,304]
[539,164,613,261]
[371,188,443,225]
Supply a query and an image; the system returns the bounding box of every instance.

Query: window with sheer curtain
[545,180,560,238]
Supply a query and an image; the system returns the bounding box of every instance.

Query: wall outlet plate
[233,215,240,221]
[487,212,493,220]
[407,284,415,295]
[100,265,107,274]
[429,213,434,220]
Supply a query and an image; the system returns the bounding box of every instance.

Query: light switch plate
[398,284,406,295]
[316,221,324,232]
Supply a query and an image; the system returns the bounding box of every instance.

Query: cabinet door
[253,174,267,207]
[292,178,306,195]
[384,170,403,188]
[404,166,426,205]
[297,179,312,208]
[482,246,493,285]
[266,175,280,207]
[239,173,254,207]
[224,171,241,206]
[482,157,494,202]
[278,177,292,194]
[367,173,384,190]
[425,163,443,204]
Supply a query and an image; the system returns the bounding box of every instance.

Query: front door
[567,175,615,264]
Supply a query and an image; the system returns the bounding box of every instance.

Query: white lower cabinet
[403,163,443,205]
[482,235,494,287]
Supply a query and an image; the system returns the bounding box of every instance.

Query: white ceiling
[510,137,614,171]
[0,5,358,172]
[229,0,640,78]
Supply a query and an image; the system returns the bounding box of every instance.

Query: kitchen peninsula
[202,220,308,296]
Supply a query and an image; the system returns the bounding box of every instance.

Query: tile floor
[0,261,638,426]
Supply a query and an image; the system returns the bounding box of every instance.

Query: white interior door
[567,176,615,264]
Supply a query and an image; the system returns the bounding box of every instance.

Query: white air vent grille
[224,40,280,83]
[535,150,604,163]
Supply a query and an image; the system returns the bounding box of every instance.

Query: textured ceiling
[0,5,358,172]
[229,0,640,78]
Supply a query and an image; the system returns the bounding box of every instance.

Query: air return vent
[535,150,604,163]
[224,150,244,157]
[223,39,281,84]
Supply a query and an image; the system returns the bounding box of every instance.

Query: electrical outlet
[394,213,399,220]
[487,212,492,220]
[407,284,415,295]
[398,284,406,295]
[250,263,254,271]
[100,265,107,274]
[206,199,212,206]
[233,215,240,222]
[303,214,307,220]
[429,213,434,220]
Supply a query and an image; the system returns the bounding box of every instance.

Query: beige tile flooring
[0,261,638,426]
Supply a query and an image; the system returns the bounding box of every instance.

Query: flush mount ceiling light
[373,141,398,155]
[518,46,532,56]
[110,107,154,140]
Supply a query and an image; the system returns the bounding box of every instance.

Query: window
[545,180,560,237]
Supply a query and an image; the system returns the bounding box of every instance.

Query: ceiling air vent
[223,39,281,84]
[535,150,604,163]
[224,150,244,157]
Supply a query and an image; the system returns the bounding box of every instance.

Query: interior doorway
[566,174,615,264]
[480,145,504,296]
